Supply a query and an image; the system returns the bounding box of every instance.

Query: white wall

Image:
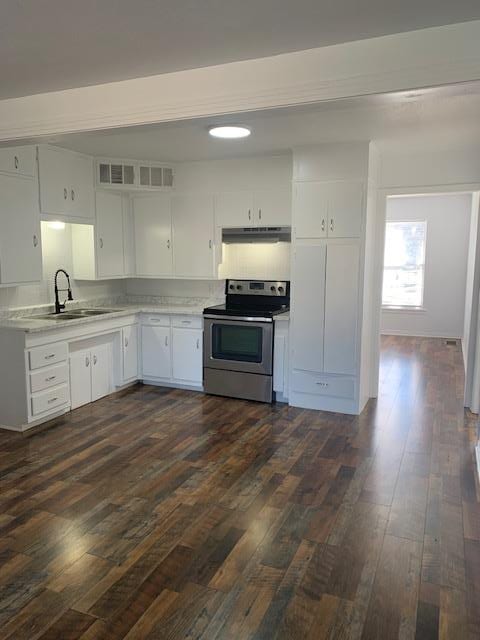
[0,221,123,313]
[380,193,472,338]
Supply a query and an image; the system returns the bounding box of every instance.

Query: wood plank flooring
[0,335,479,639]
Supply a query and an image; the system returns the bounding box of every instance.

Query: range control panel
[226,279,289,297]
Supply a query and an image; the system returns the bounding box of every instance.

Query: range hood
[222,226,291,244]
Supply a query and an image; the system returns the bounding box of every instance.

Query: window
[382,220,427,308]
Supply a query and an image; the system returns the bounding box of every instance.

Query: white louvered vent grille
[139,164,174,188]
[97,160,173,188]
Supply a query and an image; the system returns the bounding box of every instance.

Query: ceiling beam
[1,20,480,142]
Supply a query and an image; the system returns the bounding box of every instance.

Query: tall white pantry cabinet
[289,142,378,414]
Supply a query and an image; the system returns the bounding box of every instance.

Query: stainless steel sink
[70,309,120,316]
[29,308,121,321]
[31,313,83,321]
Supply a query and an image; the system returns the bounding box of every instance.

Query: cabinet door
[215,192,253,228]
[69,350,92,410]
[172,328,202,384]
[133,194,172,276]
[91,344,112,402]
[324,243,359,375]
[0,174,42,284]
[70,153,95,219]
[0,146,35,177]
[254,189,291,226]
[293,182,328,239]
[328,182,363,238]
[96,191,125,278]
[141,326,171,379]
[38,146,72,217]
[291,244,326,372]
[123,325,139,382]
[172,194,215,278]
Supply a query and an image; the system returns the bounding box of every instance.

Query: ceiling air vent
[138,164,174,188]
[98,161,136,186]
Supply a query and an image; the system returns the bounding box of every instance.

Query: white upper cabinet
[215,189,291,228]
[253,189,291,226]
[293,182,329,239]
[71,191,127,280]
[215,192,253,227]
[38,145,95,220]
[172,194,215,278]
[133,194,172,277]
[95,191,125,278]
[294,181,363,239]
[328,182,363,239]
[0,173,42,284]
[0,146,36,178]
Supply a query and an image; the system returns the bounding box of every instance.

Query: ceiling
[1,1,480,100]
[44,82,480,162]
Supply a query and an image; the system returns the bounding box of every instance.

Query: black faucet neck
[54,269,73,314]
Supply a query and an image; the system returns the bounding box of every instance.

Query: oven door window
[212,324,263,363]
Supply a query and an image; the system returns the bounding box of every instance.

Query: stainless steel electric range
[203,279,290,403]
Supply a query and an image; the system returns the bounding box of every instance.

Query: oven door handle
[203,314,273,323]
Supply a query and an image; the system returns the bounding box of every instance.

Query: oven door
[203,316,273,375]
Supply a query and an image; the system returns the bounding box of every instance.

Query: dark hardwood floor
[0,335,479,639]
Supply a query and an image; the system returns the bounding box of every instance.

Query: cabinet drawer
[28,342,68,370]
[291,370,355,399]
[171,315,202,329]
[30,363,69,393]
[141,314,170,327]
[31,384,69,416]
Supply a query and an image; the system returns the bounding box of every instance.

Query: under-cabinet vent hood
[222,227,291,244]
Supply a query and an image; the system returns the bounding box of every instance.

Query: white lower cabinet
[70,344,112,409]
[172,328,202,384]
[70,350,92,410]
[122,324,139,383]
[141,325,171,379]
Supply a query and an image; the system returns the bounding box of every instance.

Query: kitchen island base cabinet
[70,344,112,409]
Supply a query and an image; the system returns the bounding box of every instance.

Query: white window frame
[382,219,427,311]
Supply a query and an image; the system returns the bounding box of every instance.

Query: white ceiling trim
[1,20,480,142]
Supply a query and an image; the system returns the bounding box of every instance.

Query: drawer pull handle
[14,155,19,169]
[125,337,129,347]
[181,320,191,324]
[330,218,334,232]
[48,397,58,404]
[316,382,329,388]
[93,355,97,365]
[164,336,168,347]
[44,354,55,360]
[321,218,326,232]
[45,376,56,382]
[196,338,200,349]
[64,187,68,200]
[71,189,75,201]
[86,356,90,367]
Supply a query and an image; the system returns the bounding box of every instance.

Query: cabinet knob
[167,239,170,249]
[196,338,200,349]
[33,235,38,247]
[209,239,212,249]
[164,336,168,347]
[64,188,68,200]
[125,337,129,347]
[330,218,334,232]
[85,356,90,367]
[71,189,75,201]
[248,209,251,221]
[14,155,19,170]
[93,355,97,365]
[321,219,326,232]
[99,238,104,249]
[258,209,262,220]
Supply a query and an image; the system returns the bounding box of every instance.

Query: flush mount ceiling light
[208,125,251,139]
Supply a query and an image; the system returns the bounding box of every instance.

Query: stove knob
[270,286,276,292]
[236,285,243,291]
[229,284,235,290]
[278,286,284,293]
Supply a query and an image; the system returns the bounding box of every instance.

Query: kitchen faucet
[54,269,73,314]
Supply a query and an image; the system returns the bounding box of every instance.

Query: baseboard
[381,330,462,339]
[141,379,204,393]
